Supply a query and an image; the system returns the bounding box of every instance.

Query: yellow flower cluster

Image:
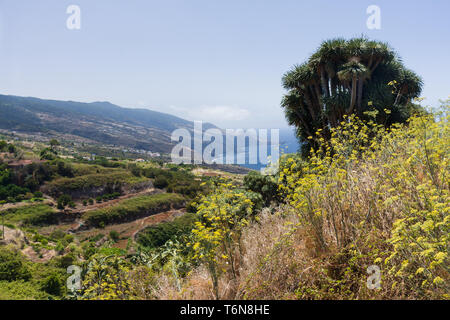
[189,184,257,298]
[279,100,449,298]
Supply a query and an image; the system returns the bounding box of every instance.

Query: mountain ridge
[0,94,216,153]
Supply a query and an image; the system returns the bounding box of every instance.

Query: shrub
[50,230,66,240]
[46,171,146,196]
[33,191,43,198]
[55,254,75,269]
[137,213,197,249]
[189,184,261,298]
[278,104,449,299]
[64,234,74,244]
[82,242,97,260]
[83,193,185,227]
[41,273,63,296]
[109,230,120,242]
[2,204,57,226]
[243,171,281,206]
[154,176,169,189]
[0,247,31,281]
[56,161,74,178]
[57,194,72,209]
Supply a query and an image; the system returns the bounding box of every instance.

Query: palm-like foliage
[281,37,423,154]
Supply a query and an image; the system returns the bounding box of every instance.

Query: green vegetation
[83,193,186,227]
[109,230,120,242]
[0,94,194,154]
[0,158,31,203]
[0,246,67,299]
[0,247,31,281]
[189,185,261,298]
[45,170,148,196]
[2,204,57,226]
[0,140,16,154]
[275,106,449,299]
[72,103,448,301]
[136,166,208,197]
[137,213,197,249]
[243,171,281,206]
[0,39,446,302]
[57,194,73,210]
[281,37,423,154]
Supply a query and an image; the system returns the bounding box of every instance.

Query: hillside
[0,94,215,153]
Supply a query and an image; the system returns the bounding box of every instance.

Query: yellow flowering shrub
[189,183,259,299]
[279,100,449,298]
[80,255,134,300]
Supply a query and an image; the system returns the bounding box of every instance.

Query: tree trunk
[330,77,337,95]
[347,76,357,114]
[357,78,364,114]
[303,89,316,121]
[370,58,382,73]
[313,83,323,110]
[294,108,314,138]
[320,67,329,98]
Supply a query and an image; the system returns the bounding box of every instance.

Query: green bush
[56,161,74,178]
[0,280,48,300]
[41,273,63,296]
[0,247,31,281]
[82,242,98,259]
[2,204,57,226]
[243,171,281,206]
[50,229,66,240]
[137,213,197,249]
[57,194,72,209]
[154,176,169,189]
[55,254,75,269]
[64,234,74,244]
[46,171,147,195]
[33,191,43,198]
[83,193,185,227]
[109,230,120,242]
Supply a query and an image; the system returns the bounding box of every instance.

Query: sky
[0,0,449,129]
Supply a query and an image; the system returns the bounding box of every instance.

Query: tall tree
[281,37,423,154]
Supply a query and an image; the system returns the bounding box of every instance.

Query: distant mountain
[0,94,215,153]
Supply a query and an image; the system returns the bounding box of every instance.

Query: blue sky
[0,0,449,128]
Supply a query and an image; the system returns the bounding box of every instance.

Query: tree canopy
[281,37,423,154]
